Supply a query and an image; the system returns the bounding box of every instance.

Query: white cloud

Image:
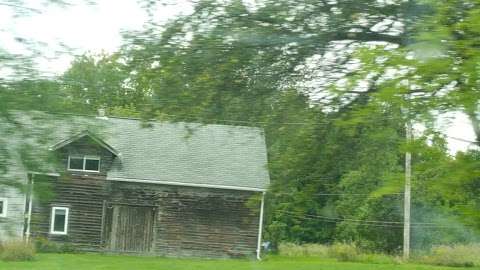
[1,0,193,76]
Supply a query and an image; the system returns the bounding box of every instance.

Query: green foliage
[278,243,400,264]
[0,240,36,262]
[277,243,329,257]
[33,238,58,253]
[33,237,76,254]
[277,242,479,267]
[61,53,147,113]
[417,244,480,268]
[327,243,359,262]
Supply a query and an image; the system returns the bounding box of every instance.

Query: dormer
[49,130,120,174]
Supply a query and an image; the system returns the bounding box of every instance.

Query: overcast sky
[0,1,193,75]
[0,0,477,154]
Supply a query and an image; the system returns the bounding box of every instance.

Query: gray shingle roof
[9,111,270,191]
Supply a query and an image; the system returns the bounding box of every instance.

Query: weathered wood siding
[29,138,113,249]
[29,174,108,249]
[107,182,260,258]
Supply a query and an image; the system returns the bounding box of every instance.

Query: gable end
[49,130,120,157]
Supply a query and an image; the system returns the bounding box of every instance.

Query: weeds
[417,244,480,268]
[277,242,480,267]
[0,240,36,262]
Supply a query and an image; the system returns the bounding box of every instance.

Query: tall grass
[278,243,329,257]
[417,244,480,267]
[278,242,480,267]
[0,240,36,262]
[327,243,359,262]
[278,242,397,264]
[33,237,77,253]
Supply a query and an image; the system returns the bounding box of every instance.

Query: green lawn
[0,254,478,270]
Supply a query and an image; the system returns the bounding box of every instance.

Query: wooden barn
[0,111,270,259]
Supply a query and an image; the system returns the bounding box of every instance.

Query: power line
[277,210,474,229]
[447,136,478,144]
[274,192,404,197]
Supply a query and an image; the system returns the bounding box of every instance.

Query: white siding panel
[0,172,27,241]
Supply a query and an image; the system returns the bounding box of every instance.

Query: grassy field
[1,254,479,270]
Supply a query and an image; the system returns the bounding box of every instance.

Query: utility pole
[403,121,412,260]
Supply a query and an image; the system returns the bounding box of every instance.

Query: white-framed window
[50,207,69,235]
[67,155,100,172]
[0,198,7,218]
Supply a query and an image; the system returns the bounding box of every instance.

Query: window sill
[67,169,100,173]
[49,232,68,235]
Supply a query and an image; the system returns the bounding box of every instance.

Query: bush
[34,237,76,253]
[278,243,306,257]
[0,240,36,262]
[278,242,397,264]
[59,242,76,253]
[328,243,359,262]
[278,243,328,257]
[418,244,480,267]
[356,253,401,265]
[303,244,329,257]
[34,237,60,253]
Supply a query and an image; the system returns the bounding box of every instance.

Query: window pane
[53,209,66,232]
[69,157,83,170]
[85,159,100,171]
[0,201,4,215]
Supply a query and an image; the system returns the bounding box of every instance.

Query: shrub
[327,243,359,262]
[34,237,77,253]
[34,237,60,253]
[356,253,401,265]
[418,244,480,267]
[59,242,76,253]
[303,244,329,257]
[278,243,329,257]
[278,243,306,257]
[278,242,393,263]
[0,240,36,262]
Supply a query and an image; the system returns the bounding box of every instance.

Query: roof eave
[106,177,267,192]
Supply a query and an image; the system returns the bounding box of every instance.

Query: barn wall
[107,182,261,258]
[29,138,114,249]
[29,174,108,250]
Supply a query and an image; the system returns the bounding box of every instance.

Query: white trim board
[28,172,60,177]
[256,192,266,260]
[106,177,266,192]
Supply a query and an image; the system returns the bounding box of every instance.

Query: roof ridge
[11,109,264,131]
